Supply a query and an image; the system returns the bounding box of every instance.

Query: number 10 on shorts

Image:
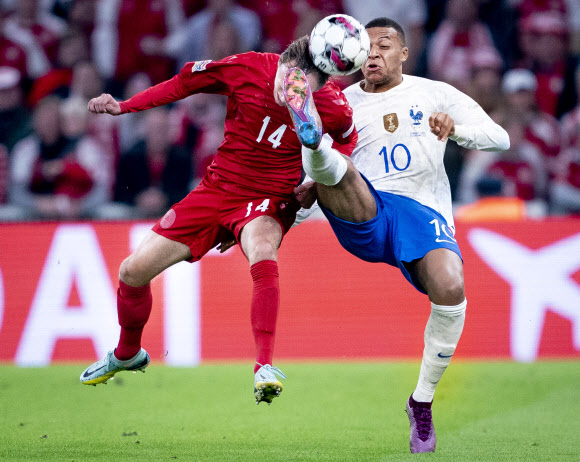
[245,199,271,217]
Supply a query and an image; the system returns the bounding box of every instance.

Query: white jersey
[343,74,510,228]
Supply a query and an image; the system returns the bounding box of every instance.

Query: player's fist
[88,93,122,115]
[294,181,318,209]
[429,112,455,141]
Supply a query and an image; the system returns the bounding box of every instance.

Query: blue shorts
[320,175,462,294]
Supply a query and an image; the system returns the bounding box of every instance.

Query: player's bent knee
[248,242,278,264]
[427,273,465,306]
[119,256,149,287]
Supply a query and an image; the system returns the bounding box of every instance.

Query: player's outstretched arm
[441,85,510,151]
[88,93,122,115]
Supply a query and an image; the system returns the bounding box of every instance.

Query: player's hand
[429,112,455,141]
[216,237,237,253]
[88,93,122,115]
[294,181,317,209]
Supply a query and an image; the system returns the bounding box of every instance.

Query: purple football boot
[406,395,436,453]
[283,67,323,149]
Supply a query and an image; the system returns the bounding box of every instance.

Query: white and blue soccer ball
[309,14,370,76]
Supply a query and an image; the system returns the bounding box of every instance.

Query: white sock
[412,299,467,403]
[301,136,347,186]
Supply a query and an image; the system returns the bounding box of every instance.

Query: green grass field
[0,361,578,461]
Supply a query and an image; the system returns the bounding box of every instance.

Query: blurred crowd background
[0,0,579,221]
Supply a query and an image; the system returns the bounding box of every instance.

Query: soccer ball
[309,14,370,76]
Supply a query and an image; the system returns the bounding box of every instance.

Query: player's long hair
[280,36,330,87]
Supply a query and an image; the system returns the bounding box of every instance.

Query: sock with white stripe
[412,299,467,403]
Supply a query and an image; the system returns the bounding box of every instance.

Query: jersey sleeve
[119,54,257,113]
[440,83,510,152]
[317,82,358,156]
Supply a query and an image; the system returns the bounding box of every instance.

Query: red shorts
[152,178,299,262]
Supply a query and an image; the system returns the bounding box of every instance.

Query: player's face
[274,60,321,106]
[362,27,408,91]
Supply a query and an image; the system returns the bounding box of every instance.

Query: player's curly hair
[280,36,330,87]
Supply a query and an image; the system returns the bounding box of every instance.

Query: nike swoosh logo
[435,238,456,244]
[438,353,453,358]
[127,357,149,371]
[357,124,369,134]
[83,364,106,378]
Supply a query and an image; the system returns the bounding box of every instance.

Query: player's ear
[400,46,409,63]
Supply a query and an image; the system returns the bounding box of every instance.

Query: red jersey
[119,52,357,198]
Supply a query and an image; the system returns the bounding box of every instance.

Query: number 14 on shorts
[245,199,271,217]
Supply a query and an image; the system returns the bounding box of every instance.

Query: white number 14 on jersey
[245,199,271,217]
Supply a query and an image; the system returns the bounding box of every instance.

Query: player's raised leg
[283,68,376,224]
[80,231,192,385]
[405,248,466,453]
[240,216,287,404]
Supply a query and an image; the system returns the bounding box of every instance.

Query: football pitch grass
[0,361,578,461]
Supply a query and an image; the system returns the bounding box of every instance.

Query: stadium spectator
[494,68,562,179]
[486,118,547,202]
[53,0,96,37]
[0,10,28,78]
[69,60,104,100]
[0,66,32,152]
[159,0,260,66]
[517,10,578,117]
[2,0,66,78]
[477,0,520,68]
[204,16,246,60]
[551,152,580,215]
[551,64,580,214]
[291,0,343,48]
[427,0,500,92]
[10,95,111,219]
[27,29,90,105]
[92,0,184,87]
[239,0,343,54]
[458,114,546,205]
[239,0,299,54]
[466,46,505,114]
[67,60,121,180]
[113,107,192,218]
[342,0,427,75]
[116,72,152,153]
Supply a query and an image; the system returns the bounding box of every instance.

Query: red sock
[115,280,152,361]
[250,260,279,373]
